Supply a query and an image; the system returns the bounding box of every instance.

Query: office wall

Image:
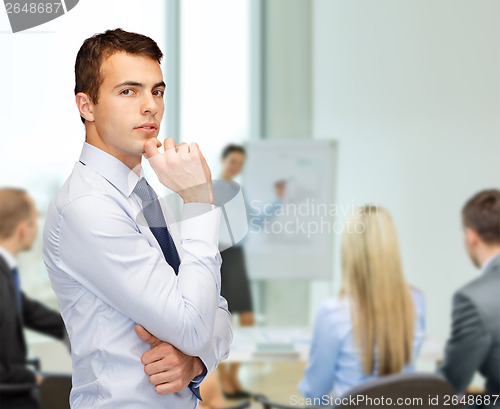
[262,0,312,140]
[0,0,167,309]
[313,0,500,341]
[254,0,315,326]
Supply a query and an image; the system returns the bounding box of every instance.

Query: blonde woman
[299,205,425,399]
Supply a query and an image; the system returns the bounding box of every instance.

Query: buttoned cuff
[181,203,221,245]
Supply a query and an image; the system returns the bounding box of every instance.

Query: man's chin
[470,254,480,269]
[140,136,161,155]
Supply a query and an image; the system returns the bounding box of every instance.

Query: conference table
[29,326,445,367]
[226,326,445,365]
[29,326,485,387]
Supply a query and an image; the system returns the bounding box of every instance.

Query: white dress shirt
[42,143,232,409]
[0,246,16,269]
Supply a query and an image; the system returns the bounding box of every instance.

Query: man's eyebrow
[113,81,165,90]
[113,81,143,90]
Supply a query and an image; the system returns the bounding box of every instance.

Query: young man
[439,189,500,405]
[0,188,66,409]
[43,29,232,408]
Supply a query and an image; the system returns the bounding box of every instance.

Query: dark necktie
[11,267,22,315]
[134,178,181,275]
[133,179,201,399]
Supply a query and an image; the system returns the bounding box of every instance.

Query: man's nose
[141,94,158,116]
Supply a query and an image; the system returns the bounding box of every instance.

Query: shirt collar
[481,253,500,275]
[0,246,16,269]
[79,142,144,197]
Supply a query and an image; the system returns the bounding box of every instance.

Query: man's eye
[153,90,164,97]
[121,89,134,96]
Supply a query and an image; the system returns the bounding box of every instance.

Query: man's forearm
[196,296,233,376]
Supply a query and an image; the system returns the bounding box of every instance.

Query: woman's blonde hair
[340,205,414,376]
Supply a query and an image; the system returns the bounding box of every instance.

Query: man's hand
[135,325,205,395]
[35,374,44,386]
[144,137,213,204]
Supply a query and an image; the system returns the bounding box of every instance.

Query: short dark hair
[0,188,33,239]
[75,28,163,123]
[221,144,246,159]
[462,189,500,244]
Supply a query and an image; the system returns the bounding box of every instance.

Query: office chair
[335,372,456,409]
[254,393,305,409]
[39,375,248,409]
[254,373,456,409]
[0,383,37,393]
[0,358,40,396]
[39,374,72,409]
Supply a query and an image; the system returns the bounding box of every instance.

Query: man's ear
[16,220,27,242]
[465,227,479,247]
[75,92,95,122]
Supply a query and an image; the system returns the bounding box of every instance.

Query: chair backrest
[335,372,455,409]
[254,393,304,409]
[223,400,251,409]
[0,359,40,394]
[0,383,37,394]
[39,374,72,409]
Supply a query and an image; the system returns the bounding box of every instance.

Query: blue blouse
[299,289,426,399]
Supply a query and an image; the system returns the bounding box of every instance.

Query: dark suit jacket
[440,254,500,397]
[0,255,65,386]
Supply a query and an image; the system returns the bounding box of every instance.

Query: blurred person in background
[439,189,500,407]
[0,188,66,409]
[299,205,425,400]
[199,372,229,409]
[216,144,253,398]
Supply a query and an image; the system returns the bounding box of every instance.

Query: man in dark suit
[440,189,500,407]
[0,188,66,409]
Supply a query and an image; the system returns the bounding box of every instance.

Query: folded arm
[52,194,224,357]
[136,294,232,394]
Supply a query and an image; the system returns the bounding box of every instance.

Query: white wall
[313,0,500,341]
[180,0,250,178]
[0,0,167,308]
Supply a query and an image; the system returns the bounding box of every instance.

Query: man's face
[464,227,480,268]
[222,152,245,179]
[89,51,165,163]
[21,197,38,252]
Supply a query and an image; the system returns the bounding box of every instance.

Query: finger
[190,143,211,179]
[189,142,200,156]
[177,142,189,155]
[143,139,161,159]
[141,343,175,365]
[148,368,179,386]
[135,325,161,348]
[155,379,185,395]
[163,137,177,152]
[190,142,207,165]
[144,358,176,376]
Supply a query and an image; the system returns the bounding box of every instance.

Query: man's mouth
[135,123,158,133]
